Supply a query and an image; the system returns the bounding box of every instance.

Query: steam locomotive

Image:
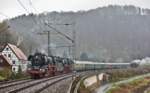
[27,52,73,79]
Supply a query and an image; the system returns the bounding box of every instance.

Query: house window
[4,54,7,57]
[12,60,15,64]
[8,54,11,58]
[6,48,9,51]
[13,68,15,71]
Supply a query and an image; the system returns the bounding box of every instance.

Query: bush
[10,72,24,80]
[0,76,5,81]
[10,66,23,79]
[10,72,17,80]
[9,66,29,80]
[0,68,12,80]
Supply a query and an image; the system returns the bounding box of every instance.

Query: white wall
[2,45,27,72]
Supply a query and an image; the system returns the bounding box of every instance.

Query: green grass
[106,86,122,93]
[0,75,5,80]
[107,77,150,93]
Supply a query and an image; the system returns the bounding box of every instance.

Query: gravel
[40,78,72,93]
[0,78,50,93]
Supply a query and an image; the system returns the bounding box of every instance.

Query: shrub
[10,66,24,79]
[0,75,5,81]
[10,66,30,80]
[10,72,17,80]
[0,67,12,80]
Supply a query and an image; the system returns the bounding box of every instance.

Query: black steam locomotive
[27,52,73,79]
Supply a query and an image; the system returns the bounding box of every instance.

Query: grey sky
[0,0,150,21]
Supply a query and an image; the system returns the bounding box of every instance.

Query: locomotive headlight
[40,69,45,72]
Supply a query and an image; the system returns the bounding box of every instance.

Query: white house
[1,43,27,72]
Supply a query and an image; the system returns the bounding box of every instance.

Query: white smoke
[132,57,150,66]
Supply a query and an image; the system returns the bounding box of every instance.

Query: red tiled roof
[0,53,12,65]
[7,43,27,61]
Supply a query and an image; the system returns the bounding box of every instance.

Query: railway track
[0,78,30,85]
[32,76,71,93]
[0,73,73,93]
[0,79,33,89]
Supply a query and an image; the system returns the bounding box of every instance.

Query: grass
[107,86,123,93]
[107,77,150,93]
[0,75,5,81]
[78,68,150,93]
[107,68,150,83]
[0,67,30,81]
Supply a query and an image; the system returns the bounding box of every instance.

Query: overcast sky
[0,0,150,21]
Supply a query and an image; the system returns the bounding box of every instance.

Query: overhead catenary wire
[16,0,43,30]
[17,0,38,23]
[28,0,46,31]
[17,0,30,14]
[27,0,74,40]
[28,0,38,13]
[16,0,75,57]
[44,23,74,43]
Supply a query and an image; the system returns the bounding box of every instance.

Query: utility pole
[68,46,71,58]
[47,31,51,56]
[44,22,76,80]
[72,24,76,60]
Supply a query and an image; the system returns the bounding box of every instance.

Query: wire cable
[16,0,41,28]
[45,23,74,43]
[29,0,38,13]
[17,0,30,14]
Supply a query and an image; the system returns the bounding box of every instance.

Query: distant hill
[6,5,150,62]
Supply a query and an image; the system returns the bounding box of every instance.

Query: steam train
[27,52,139,79]
[27,52,73,78]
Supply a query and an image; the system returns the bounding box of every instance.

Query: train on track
[27,52,73,78]
[27,52,139,79]
[74,61,131,71]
